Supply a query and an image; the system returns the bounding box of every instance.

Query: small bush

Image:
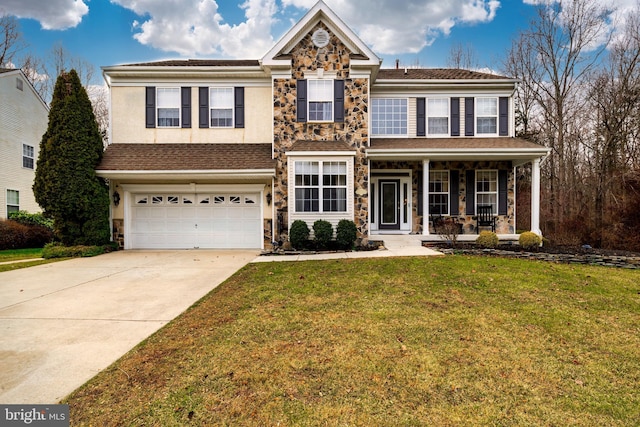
[476,231,499,248]
[42,242,117,259]
[9,210,54,229]
[0,219,54,250]
[336,219,358,249]
[519,231,542,250]
[289,220,310,250]
[313,219,333,250]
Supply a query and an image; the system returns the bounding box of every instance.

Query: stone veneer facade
[273,23,370,241]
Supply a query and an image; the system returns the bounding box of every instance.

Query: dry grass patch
[64,256,640,426]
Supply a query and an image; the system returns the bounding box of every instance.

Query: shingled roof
[97,143,275,171]
[120,59,261,67]
[376,68,512,80]
[369,137,545,151]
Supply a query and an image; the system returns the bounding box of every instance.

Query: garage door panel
[130,192,262,249]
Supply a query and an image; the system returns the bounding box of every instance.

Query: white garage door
[130,193,262,249]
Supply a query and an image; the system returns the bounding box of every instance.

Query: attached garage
[130,192,262,249]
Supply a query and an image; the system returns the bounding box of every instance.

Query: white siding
[0,71,48,218]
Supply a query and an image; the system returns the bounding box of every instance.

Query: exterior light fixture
[113,190,120,206]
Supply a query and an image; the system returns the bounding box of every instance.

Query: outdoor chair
[476,205,496,233]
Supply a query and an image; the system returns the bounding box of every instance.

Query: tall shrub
[313,219,333,249]
[33,70,110,246]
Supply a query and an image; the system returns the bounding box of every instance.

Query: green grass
[0,248,43,262]
[63,256,640,426]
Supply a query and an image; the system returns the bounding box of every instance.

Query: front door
[379,180,400,230]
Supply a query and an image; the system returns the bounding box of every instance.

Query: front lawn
[0,248,43,262]
[64,256,640,426]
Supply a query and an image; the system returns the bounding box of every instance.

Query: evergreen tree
[33,69,110,245]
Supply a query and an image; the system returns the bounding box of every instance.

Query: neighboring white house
[0,68,49,219]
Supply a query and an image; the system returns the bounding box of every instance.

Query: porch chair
[476,205,496,234]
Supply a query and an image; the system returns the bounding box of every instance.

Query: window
[294,161,347,212]
[427,98,449,135]
[371,98,407,135]
[429,171,449,215]
[6,190,19,214]
[16,78,23,91]
[476,170,498,213]
[157,88,180,127]
[22,144,34,169]
[308,80,333,122]
[476,98,498,135]
[209,88,233,127]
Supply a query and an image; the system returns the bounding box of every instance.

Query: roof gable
[261,0,380,71]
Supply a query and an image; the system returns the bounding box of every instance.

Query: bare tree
[0,13,24,67]
[504,0,613,238]
[446,42,479,70]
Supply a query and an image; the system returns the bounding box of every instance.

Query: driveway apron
[0,250,257,404]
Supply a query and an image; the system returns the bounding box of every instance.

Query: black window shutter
[334,80,344,123]
[499,97,509,136]
[465,98,475,136]
[466,170,475,215]
[234,87,245,128]
[498,170,508,215]
[450,170,459,215]
[417,98,426,137]
[451,97,460,136]
[417,170,423,216]
[297,79,307,123]
[199,87,209,128]
[145,87,156,128]
[181,87,191,128]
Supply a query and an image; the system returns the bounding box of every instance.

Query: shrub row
[0,219,53,250]
[42,242,118,259]
[289,219,358,250]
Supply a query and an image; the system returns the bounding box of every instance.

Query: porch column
[422,159,430,235]
[531,157,542,236]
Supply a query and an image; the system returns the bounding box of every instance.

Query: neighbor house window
[476,97,498,135]
[371,98,407,136]
[294,160,347,212]
[157,88,180,127]
[22,144,34,169]
[209,87,234,127]
[476,170,498,213]
[308,80,333,122]
[6,190,19,214]
[429,170,449,215]
[427,98,449,135]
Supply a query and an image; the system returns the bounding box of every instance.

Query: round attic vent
[312,29,330,48]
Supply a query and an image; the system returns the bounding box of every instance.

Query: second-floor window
[209,88,234,127]
[22,144,34,169]
[308,80,333,122]
[371,98,407,136]
[157,88,180,127]
[427,98,449,136]
[476,97,498,135]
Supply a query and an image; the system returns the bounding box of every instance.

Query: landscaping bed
[426,242,640,269]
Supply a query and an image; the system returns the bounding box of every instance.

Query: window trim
[209,87,234,128]
[371,97,408,136]
[427,98,450,137]
[475,170,498,215]
[293,160,348,213]
[307,79,334,123]
[6,189,19,214]
[429,170,450,216]
[475,97,498,136]
[156,87,181,128]
[22,144,34,170]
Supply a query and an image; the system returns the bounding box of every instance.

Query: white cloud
[0,0,88,30]
[113,0,277,58]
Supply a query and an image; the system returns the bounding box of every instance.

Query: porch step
[378,234,425,249]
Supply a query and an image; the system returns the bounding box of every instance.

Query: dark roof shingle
[97,143,275,171]
[121,59,261,67]
[369,137,547,150]
[376,68,512,80]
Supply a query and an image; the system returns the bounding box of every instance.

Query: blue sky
[2,0,637,85]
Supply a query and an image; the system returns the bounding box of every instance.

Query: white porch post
[422,159,430,235]
[531,157,542,236]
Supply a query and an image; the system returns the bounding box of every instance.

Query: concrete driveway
[0,249,257,404]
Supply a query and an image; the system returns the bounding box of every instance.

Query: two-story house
[98,1,549,250]
[0,68,48,219]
